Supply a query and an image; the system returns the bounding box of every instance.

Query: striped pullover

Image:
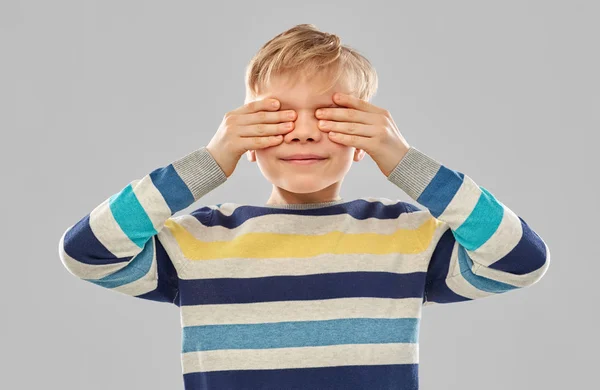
[58,145,550,390]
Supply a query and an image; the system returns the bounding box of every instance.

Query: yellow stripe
[164,217,441,261]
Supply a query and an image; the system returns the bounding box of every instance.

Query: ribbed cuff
[172,146,228,201]
[386,146,442,201]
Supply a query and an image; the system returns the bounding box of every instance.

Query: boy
[58,24,550,390]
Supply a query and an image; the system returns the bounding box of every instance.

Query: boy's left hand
[315,92,411,177]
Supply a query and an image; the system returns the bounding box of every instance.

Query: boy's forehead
[266,94,336,107]
[259,73,349,107]
[260,80,347,107]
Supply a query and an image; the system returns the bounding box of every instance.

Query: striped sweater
[58,145,550,390]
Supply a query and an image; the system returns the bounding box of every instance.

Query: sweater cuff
[172,146,228,201]
[386,146,443,201]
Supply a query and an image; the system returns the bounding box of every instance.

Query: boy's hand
[206,99,296,178]
[315,92,411,177]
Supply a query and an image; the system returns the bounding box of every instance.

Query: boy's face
[246,71,366,205]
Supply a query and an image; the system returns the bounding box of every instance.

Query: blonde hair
[244,24,378,104]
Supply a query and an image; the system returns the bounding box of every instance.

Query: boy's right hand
[206,98,296,178]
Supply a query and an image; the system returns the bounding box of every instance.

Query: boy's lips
[282,158,327,165]
[280,153,327,160]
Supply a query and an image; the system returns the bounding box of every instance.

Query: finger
[332,92,388,116]
[328,131,372,151]
[239,134,284,151]
[316,107,377,125]
[232,98,281,115]
[238,120,295,137]
[318,120,373,138]
[241,108,296,126]
[230,98,297,126]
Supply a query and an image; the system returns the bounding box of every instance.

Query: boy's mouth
[281,158,326,160]
[280,153,327,161]
[281,158,327,165]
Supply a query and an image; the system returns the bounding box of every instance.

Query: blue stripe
[135,237,180,305]
[179,271,427,306]
[424,228,473,303]
[149,165,195,213]
[425,228,455,287]
[182,317,419,353]
[194,199,418,228]
[457,245,517,293]
[416,167,463,218]
[488,216,549,275]
[109,184,157,248]
[63,214,131,266]
[83,237,154,288]
[454,186,504,251]
[183,364,419,390]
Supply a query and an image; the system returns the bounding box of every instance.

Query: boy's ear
[246,150,256,162]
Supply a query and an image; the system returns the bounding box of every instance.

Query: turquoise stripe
[109,184,158,248]
[457,245,517,293]
[454,186,504,251]
[84,238,155,288]
[182,317,420,353]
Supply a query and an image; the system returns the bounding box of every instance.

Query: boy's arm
[58,147,227,306]
[387,146,550,305]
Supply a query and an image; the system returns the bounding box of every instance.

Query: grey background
[2,0,596,389]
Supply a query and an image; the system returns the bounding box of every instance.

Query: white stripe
[131,176,172,232]
[178,251,431,280]
[181,343,418,373]
[181,297,423,327]
[89,196,137,256]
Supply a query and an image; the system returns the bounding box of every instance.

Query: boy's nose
[284,111,324,142]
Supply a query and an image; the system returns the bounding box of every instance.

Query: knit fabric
[59,145,550,390]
